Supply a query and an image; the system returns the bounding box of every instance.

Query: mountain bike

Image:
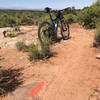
[38,7,70,44]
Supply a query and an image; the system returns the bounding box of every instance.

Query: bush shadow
[16,32,26,36]
[0,67,23,96]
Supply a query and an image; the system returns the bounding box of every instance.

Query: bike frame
[49,13,61,34]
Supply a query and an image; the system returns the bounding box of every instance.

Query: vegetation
[94,25,100,44]
[28,38,53,61]
[7,31,16,38]
[16,41,29,52]
[40,37,52,57]
[16,38,53,61]
[28,43,42,61]
[0,0,100,29]
[77,0,100,28]
[0,10,47,28]
[0,67,23,96]
[65,14,78,24]
[64,0,100,28]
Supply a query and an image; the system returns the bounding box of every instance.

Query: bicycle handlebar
[44,7,64,21]
[44,7,64,13]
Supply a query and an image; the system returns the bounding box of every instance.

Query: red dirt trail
[0,24,100,100]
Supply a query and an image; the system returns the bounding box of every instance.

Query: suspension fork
[49,13,55,28]
[56,18,60,33]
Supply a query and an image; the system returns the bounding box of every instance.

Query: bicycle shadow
[56,36,71,43]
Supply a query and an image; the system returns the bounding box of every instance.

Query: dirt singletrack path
[39,24,100,100]
[1,24,100,100]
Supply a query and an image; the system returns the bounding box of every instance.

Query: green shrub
[28,43,42,61]
[7,31,16,38]
[28,37,52,61]
[21,17,34,25]
[41,37,52,57]
[16,41,28,52]
[14,25,20,32]
[77,1,100,29]
[94,26,100,44]
[65,14,78,24]
[0,10,46,27]
[64,7,77,15]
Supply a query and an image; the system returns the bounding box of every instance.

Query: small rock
[25,40,30,46]
[0,56,5,60]
[96,55,100,59]
[93,41,100,48]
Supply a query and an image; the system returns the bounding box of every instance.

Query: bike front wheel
[61,20,70,40]
[38,21,54,44]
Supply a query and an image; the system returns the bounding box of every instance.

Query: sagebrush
[28,38,53,61]
[16,38,53,61]
[0,1,100,29]
[28,43,42,61]
[7,31,16,38]
[94,26,100,44]
[16,41,29,52]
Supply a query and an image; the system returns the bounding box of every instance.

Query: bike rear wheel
[61,20,70,40]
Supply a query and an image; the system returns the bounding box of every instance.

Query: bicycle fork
[55,18,60,39]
